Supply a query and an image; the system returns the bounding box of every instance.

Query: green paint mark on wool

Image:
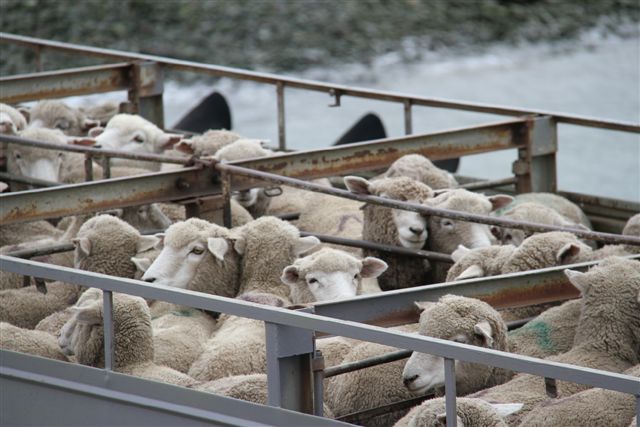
[171,309,195,317]
[517,321,555,352]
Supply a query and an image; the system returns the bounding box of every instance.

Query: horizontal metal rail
[0,62,132,103]
[458,177,517,191]
[1,256,638,397]
[2,32,638,133]
[0,134,192,165]
[216,163,640,246]
[0,172,58,188]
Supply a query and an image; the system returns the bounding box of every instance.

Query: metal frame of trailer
[1,33,639,427]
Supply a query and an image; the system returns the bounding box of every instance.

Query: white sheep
[91,113,182,170]
[0,218,64,247]
[141,218,241,297]
[470,256,640,425]
[59,288,195,387]
[280,247,388,303]
[343,176,434,290]
[446,244,516,281]
[495,192,592,230]
[0,321,70,362]
[27,100,100,136]
[7,127,72,183]
[394,397,523,427]
[213,138,274,218]
[0,103,27,134]
[79,101,119,126]
[382,154,458,189]
[518,364,640,427]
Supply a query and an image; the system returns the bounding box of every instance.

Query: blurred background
[1,0,639,200]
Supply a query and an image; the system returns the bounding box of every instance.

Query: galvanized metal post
[84,153,93,181]
[276,82,286,151]
[103,290,114,371]
[312,350,325,417]
[636,396,639,427]
[404,99,413,135]
[129,61,165,128]
[102,156,111,179]
[444,358,457,427]
[34,45,43,72]
[265,319,315,414]
[514,116,557,194]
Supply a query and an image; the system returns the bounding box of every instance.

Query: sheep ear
[344,176,371,195]
[565,269,590,295]
[131,257,151,273]
[556,243,582,264]
[456,264,485,280]
[88,126,104,138]
[451,244,471,263]
[234,236,246,255]
[360,257,388,278]
[160,133,183,150]
[414,301,436,313]
[0,182,8,192]
[488,195,514,211]
[154,233,165,250]
[474,320,494,348]
[490,403,524,417]
[73,237,91,257]
[175,140,195,154]
[74,302,102,325]
[207,237,229,261]
[281,266,299,285]
[294,236,320,255]
[136,235,159,253]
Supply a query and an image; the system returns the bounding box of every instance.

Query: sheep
[141,218,241,297]
[0,102,27,134]
[382,154,458,189]
[0,219,64,247]
[394,397,523,427]
[446,244,516,281]
[173,129,241,157]
[79,101,119,126]
[0,281,83,329]
[28,100,100,136]
[73,215,159,279]
[7,127,71,183]
[588,212,640,259]
[491,202,590,246]
[630,417,637,427]
[280,247,388,303]
[59,288,195,387]
[0,321,69,362]
[343,176,434,290]
[496,192,592,229]
[469,256,640,425]
[35,306,75,338]
[518,364,640,427]
[327,295,510,427]
[213,138,273,218]
[91,113,182,170]
[199,198,255,227]
[266,177,333,217]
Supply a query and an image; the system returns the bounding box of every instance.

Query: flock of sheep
[1,99,639,427]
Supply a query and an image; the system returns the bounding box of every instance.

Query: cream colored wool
[0,102,27,134]
[0,322,69,362]
[495,192,591,228]
[60,289,195,387]
[0,219,64,247]
[394,397,517,427]
[29,100,99,136]
[445,244,516,281]
[266,178,333,217]
[383,154,458,189]
[80,101,119,126]
[519,364,640,427]
[471,257,640,426]
[35,306,75,338]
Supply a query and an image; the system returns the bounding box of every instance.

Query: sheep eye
[133,134,145,143]
[353,274,358,279]
[442,219,454,228]
[308,278,318,284]
[13,152,21,160]
[190,247,204,255]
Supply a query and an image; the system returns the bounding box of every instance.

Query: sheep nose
[144,277,156,283]
[403,374,419,387]
[409,227,424,235]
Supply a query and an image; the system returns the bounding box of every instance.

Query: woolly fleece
[0,321,69,361]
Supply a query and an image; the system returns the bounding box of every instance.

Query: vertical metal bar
[312,350,325,417]
[84,153,93,182]
[444,358,457,427]
[276,82,286,151]
[185,202,200,219]
[34,45,43,72]
[129,62,165,128]
[636,396,639,427]
[404,99,413,135]
[103,290,114,371]
[528,116,557,193]
[102,156,111,179]
[222,170,232,228]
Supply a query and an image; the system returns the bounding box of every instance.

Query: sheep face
[0,105,26,135]
[8,128,69,182]
[94,114,181,163]
[402,296,507,396]
[233,188,261,208]
[392,206,428,250]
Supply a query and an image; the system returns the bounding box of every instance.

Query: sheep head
[28,100,99,136]
[8,128,68,182]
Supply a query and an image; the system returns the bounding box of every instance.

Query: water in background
[68,33,640,201]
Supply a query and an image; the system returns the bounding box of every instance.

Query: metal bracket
[328,88,342,107]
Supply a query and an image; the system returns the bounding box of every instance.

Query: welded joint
[328,88,342,107]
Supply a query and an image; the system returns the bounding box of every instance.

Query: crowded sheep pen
[1,33,639,427]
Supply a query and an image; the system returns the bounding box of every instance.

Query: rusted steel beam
[0,134,191,164]
[458,177,517,191]
[216,163,640,246]
[0,63,132,103]
[0,172,58,188]
[2,32,637,133]
[0,166,216,225]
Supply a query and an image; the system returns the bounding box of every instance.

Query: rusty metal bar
[2,33,637,133]
[458,177,517,191]
[102,156,111,179]
[221,170,232,228]
[276,82,286,151]
[0,63,132,103]
[84,153,93,182]
[404,99,412,134]
[337,394,433,424]
[0,134,191,164]
[3,243,74,259]
[34,45,43,72]
[216,163,640,246]
[0,166,216,225]
[0,172,58,188]
[300,232,453,263]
